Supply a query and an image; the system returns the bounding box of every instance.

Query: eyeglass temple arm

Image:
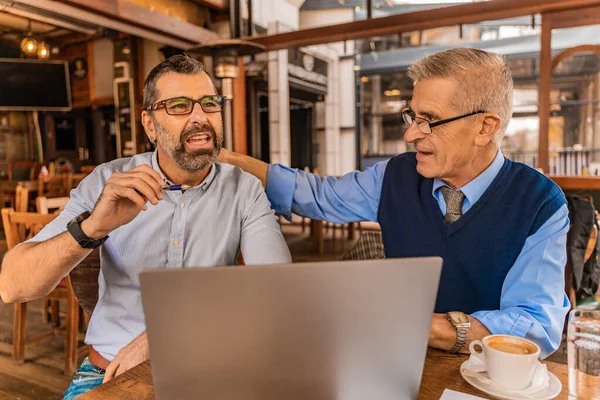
[429,110,485,128]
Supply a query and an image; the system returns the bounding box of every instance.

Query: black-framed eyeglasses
[401,108,486,134]
[145,95,227,115]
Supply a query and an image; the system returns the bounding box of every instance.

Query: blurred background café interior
[1,0,600,398]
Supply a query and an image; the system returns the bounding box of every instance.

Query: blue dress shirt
[266,150,570,358]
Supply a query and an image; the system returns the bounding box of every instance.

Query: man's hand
[103,332,150,383]
[216,148,268,188]
[82,165,164,239]
[217,147,232,163]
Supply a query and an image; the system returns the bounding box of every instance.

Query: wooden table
[80,349,569,399]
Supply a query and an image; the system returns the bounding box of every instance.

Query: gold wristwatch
[446,312,470,353]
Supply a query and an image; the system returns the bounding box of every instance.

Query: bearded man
[0,54,291,399]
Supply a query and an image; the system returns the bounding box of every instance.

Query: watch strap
[450,326,469,353]
[67,212,108,249]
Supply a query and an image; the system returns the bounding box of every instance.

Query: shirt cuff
[470,310,533,339]
[266,164,297,221]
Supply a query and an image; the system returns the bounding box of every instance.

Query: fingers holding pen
[108,173,164,206]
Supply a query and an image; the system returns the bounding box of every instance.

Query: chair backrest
[7,161,39,182]
[71,173,88,189]
[70,249,100,316]
[36,196,69,215]
[38,173,72,198]
[14,184,29,212]
[1,208,56,250]
[80,165,96,174]
[341,231,385,261]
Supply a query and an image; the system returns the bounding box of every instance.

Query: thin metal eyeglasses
[145,95,227,115]
[401,108,487,134]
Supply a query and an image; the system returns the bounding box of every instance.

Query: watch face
[448,312,469,325]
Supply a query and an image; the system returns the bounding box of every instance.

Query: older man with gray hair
[220,48,570,358]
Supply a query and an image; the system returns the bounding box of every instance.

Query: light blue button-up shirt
[266,150,569,358]
[29,151,292,360]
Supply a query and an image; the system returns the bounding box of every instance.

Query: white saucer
[460,361,562,400]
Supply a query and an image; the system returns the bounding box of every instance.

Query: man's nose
[188,102,208,125]
[404,122,426,143]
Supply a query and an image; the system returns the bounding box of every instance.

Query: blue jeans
[63,358,105,400]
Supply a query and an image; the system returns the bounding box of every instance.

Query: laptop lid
[140,257,442,400]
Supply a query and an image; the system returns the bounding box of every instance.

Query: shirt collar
[150,149,219,191]
[432,149,505,206]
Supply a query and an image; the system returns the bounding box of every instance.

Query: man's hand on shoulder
[216,148,269,188]
[83,165,165,239]
[217,147,232,164]
[103,331,150,383]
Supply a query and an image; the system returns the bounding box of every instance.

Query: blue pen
[162,184,191,191]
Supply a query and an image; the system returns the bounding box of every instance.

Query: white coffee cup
[469,334,541,390]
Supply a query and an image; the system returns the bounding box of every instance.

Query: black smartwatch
[67,211,108,249]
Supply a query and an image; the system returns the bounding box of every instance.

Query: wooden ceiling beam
[16,0,219,47]
[53,31,102,46]
[250,0,600,51]
[54,0,219,43]
[548,4,600,30]
[189,0,228,10]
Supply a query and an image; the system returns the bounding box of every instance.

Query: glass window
[548,48,600,175]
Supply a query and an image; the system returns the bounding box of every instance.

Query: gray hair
[407,48,513,143]
[143,54,205,110]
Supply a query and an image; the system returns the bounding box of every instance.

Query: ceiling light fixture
[20,20,38,55]
[37,41,49,59]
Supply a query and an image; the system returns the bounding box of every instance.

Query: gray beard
[155,122,223,172]
[171,142,219,172]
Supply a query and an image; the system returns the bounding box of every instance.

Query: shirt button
[173,240,179,246]
[180,203,185,208]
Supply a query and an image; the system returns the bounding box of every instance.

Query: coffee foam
[486,336,538,355]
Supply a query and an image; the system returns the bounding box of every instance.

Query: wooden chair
[341,231,385,261]
[36,196,69,215]
[3,164,37,209]
[565,196,600,311]
[70,173,88,190]
[69,249,101,355]
[14,184,29,213]
[1,208,80,376]
[38,173,72,198]
[70,250,100,319]
[12,185,31,243]
[7,161,39,182]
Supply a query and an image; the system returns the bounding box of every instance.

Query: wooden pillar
[87,41,96,103]
[233,58,248,154]
[538,13,553,173]
[135,37,146,154]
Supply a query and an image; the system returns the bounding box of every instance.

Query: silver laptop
[140,257,442,400]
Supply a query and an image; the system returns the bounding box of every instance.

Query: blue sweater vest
[377,153,565,314]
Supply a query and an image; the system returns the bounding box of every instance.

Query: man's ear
[142,111,156,143]
[475,112,501,147]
